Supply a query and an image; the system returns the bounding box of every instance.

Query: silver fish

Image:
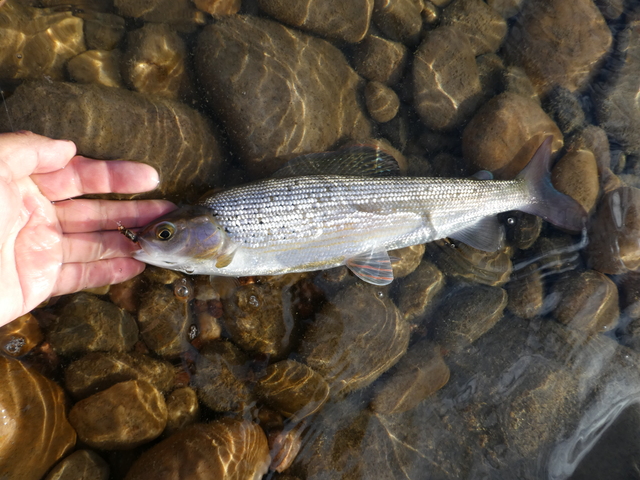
[130,138,586,285]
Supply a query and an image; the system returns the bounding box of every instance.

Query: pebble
[124,419,270,480]
[352,34,408,86]
[69,380,168,450]
[0,312,43,357]
[551,149,600,213]
[79,11,125,50]
[462,92,562,176]
[396,260,445,325]
[47,293,138,356]
[164,387,200,436]
[196,16,370,176]
[440,0,507,55]
[503,0,612,95]
[365,81,400,123]
[372,0,423,45]
[413,26,483,131]
[67,50,123,88]
[0,356,76,480]
[44,450,109,480]
[258,0,373,43]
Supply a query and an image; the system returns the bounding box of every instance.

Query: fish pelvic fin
[517,136,588,232]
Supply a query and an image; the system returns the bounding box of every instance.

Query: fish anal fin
[448,216,504,252]
[347,251,394,285]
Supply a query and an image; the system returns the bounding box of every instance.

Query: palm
[0,132,175,327]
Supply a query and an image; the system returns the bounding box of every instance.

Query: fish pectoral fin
[448,216,504,252]
[347,250,394,285]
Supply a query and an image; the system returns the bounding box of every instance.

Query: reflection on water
[1,0,640,478]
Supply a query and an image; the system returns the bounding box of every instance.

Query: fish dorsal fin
[272,145,400,178]
[346,250,394,285]
[448,216,504,252]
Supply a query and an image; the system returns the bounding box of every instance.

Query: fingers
[0,131,76,180]
[32,157,160,201]
[55,198,176,233]
[50,258,146,298]
[61,231,141,263]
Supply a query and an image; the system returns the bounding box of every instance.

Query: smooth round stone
[462,92,562,176]
[550,270,619,334]
[370,339,449,414]
[365,81,400,123]
[505,264,543,319]
[64,351,174,399]
[47,293,138,356]
[0,312,43,357]
[124,419,271,480]
[192,0,241,16]
[430,285,508,352]
[79,11,125,51]
[67,49,123,88]
[255,360,329,420]
[543,87,586,136]
[44,450,109,480]
[352,34,408,86]
[258,0,373,43]
[164,387,200,436]
[0,356,76,480]
[69,380,168,450]
[440,0,507,55]
[503,0,612,95]
[299,283,410,396]
[390,243,426,279]
[397,260,445,325]
[551,149,599,213]
[372,0,423,45]
[588,187,640,274]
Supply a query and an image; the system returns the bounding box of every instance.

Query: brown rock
[196,16,371,176]
[255,360,329,420]
[78,11,125,51]
[0,81,224,202]
[67,50,123,88]
[64,351,174,399]
[44,450,109,480]
[48,293,138,356]
[365,81,400,123]
[370,340,449,414]
[0,356,76,480]
[551,270,619,334]
[462,92,562,176]
[69,380,167,450]
[0,312,43,357]
[440,0,507,55]
[164,387,200,436]
[503,0,612,95]
[413,26,483,131]
[352,34,408,86]
[551,149,600,213]
[372,0,423,45]
[397,260,445,324]
[258,0,373,43]
[124,419,271,480]
[192,0,241,16]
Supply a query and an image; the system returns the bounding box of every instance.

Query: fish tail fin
[517,136,588,232]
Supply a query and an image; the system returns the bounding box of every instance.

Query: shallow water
[1,0,640,479]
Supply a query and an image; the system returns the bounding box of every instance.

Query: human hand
[0,131,175,327]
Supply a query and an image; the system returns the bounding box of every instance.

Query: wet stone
[365,81,400,123]
[64,351,174,399]
[352,34,408,86]
[372,0,423,45]
[196,15,371,176]
[440,0,507,56]
[504,0,612,96]
[0,81,223,203]
[299,283,410,396]
[44,450,109,480]
[543,87,586,136]
[505,264,544,319]
[370,339,449,414]
[462,92,562,176]
[255,359,329,420]
[67,50,123,88]
[551,149,600,214]
[0,312,43,357]
[413,26,483,132]
[429,285,508,352]
[389,243,425,279]
[190,340,254,413]
[164,387,200,436]
[47,293,138,356]
[396,260,444,325]
[550,270,619,335]
[504,211,542,250]
[79,11,125,50]
[69,379,168,450]
[121,23,192,100]
[0,356,76,480]
[258,0,373,43]
[124,419,271,480]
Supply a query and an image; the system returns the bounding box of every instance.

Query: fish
[128,137,587,285]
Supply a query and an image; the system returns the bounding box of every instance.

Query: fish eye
[155,222,176,241]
